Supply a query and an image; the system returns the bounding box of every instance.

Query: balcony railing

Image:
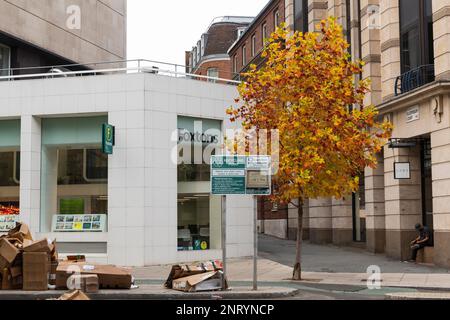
[395,64,435,96]
[0,59,241,85]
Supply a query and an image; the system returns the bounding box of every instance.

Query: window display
[177,116,222,251]
[0,150,20,232]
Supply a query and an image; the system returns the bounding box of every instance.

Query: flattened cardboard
[58,290,90,301]
[0,238,20,264]
[23,238,53,253]
[165,260,223,289]
[66,274,99,293]
[172,271,226,292]
[56,262,132,289]
[23,252,50,291]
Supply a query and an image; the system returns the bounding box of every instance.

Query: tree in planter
[227,17,392,280]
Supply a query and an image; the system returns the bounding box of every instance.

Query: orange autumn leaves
[227,17,392,203]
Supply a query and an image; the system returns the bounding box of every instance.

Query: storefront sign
[102,123,115,154]
[406,106,420,123]
[394,162,411,179]
[211,156,271,195]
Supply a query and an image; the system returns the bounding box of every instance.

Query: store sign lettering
[178,130,219,144]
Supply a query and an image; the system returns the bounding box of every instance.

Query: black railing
[395,64,435,96]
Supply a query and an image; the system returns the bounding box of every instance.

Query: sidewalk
[0,284,299,300]
[132,257,450,291]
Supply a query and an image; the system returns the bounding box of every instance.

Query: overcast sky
[127,0,267,67]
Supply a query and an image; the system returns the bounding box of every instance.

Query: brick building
[185,16,254,81]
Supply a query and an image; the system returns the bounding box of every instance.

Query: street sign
[211,155,272,292]
[211,155,271,196]
[102,123,115,155]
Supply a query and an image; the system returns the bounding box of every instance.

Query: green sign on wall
[102,123,115,154]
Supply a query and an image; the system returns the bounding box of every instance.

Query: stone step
[416,246,434,264]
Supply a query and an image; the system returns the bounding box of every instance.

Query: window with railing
[396,0,434,95]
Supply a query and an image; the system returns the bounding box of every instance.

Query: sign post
[211,155,271,291]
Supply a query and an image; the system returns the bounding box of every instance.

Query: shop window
[0,151,20,231]
[41,116,108,233]
[177,116,222,251]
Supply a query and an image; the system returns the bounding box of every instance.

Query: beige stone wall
[0,0,126,65]
[308,197,332,243]
[285,0,295,30]
[432,0,450,80]
[380,0,400,101]
[309,0,328,31]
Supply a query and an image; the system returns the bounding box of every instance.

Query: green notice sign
[102,123,115,154]
[211,156,271,196]
[211,156,246,195]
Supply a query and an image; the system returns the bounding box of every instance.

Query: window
[399,0,434,73]
[294,0,308,32]
[233,54,238,74]
[207,68,219,83]
[242,45,247,66]
[274,10,280,28]
[251,34,256,57]
[177,116,222,251]
[0,44,11,77]
[40,117,108,233]
[262,23,268,44]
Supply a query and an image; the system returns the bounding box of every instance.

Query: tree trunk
[292,198,304,280]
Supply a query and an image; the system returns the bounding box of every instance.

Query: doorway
[420,137,433,238]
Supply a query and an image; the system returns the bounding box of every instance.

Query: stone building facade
[232,0,450,268]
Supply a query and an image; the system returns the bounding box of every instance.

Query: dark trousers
[411,244,426,261]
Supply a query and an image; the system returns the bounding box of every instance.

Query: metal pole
[253,195,258,291]
[222,195,227,290]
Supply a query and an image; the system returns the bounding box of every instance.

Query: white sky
[127,0,267,67]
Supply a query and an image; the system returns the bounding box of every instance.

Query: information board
[211,156,271,196]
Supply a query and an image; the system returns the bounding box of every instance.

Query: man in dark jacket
[409,223,431,262]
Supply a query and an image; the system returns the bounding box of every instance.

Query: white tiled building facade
[0,73,254,267]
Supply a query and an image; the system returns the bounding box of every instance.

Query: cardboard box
[23,238,53,253]
[56,262,132,289]
[23,252,50,291]
[66,274,99,293]
[0,238,20,264]
[172,271,226,292]
[8,223,33,242]
[66,255,86,262]
[165,260,223,289]
[9,265,22,278]
[57,290,90,301]
[49,261,59,286]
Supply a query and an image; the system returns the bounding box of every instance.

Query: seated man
[409,223,431,263]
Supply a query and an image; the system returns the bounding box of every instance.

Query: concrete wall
[0,0,126,64]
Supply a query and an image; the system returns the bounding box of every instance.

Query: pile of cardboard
[0,223,57,290]
[165,260,228,292]
[0,222,133,292]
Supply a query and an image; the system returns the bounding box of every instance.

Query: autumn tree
[227,17,392,280]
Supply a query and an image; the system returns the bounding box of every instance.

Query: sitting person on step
[409,223,431,263]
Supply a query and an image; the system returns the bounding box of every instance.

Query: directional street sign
[211,155,271,196]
